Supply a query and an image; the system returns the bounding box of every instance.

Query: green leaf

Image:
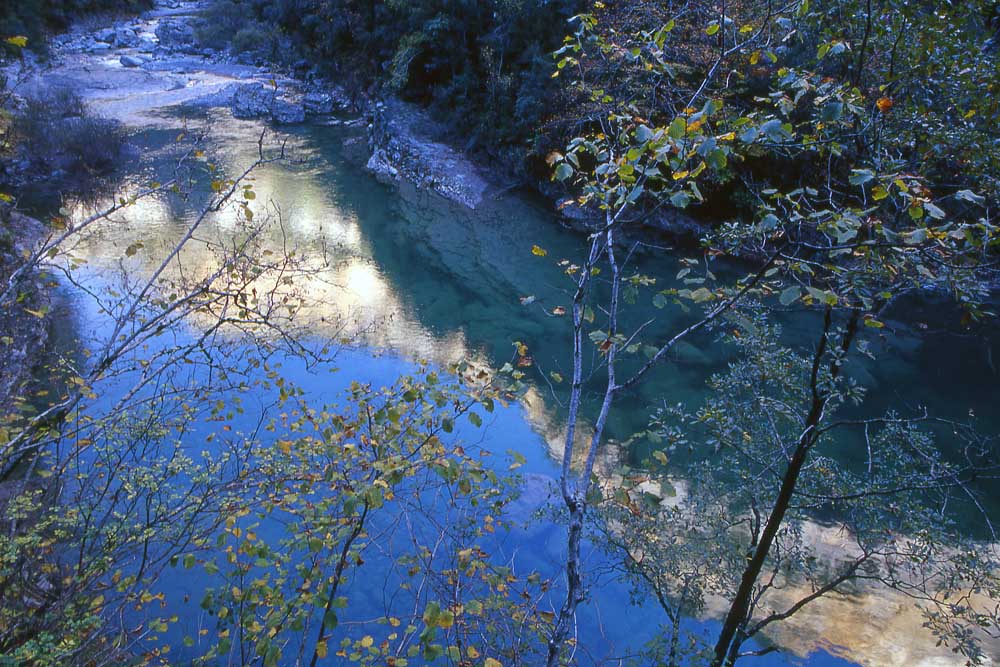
[849,169,875,186]
[779,286,800,305]
[667,117,686,139]
[690,287,714,302]
[923,202,946,219]
[902,228,928,245]
[820,102,843,122]
[956,189,985,205]
[739,126,759,144]
[554,163,574,181]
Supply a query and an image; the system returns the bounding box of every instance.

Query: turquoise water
[48,107,999,666]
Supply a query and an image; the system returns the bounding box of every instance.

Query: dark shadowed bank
[0,0,153,50]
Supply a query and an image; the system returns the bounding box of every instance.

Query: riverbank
[1,0,703,238]
[0,207,51,451]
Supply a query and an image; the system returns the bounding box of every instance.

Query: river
[11,3,1000,665]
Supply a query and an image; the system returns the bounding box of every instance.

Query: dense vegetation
[197,0,585,171]
[200,0,1000,217]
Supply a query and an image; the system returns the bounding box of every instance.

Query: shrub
[193,0,250,50]
[13,88,127,188]
[231,25,272,56]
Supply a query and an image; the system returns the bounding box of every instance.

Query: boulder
[271,102,305,125]
[646,207,705,239]
[303,91,335,115]
[230,83,271,117]
[364,99,489,209]
[137,37,157,53]
[154,20,195,49]
[95,28,116,44]
[230,84,304,125]
[114,28,140,48]
[119,55,144,68]
[557,198,595,223]
[303,86,351,115]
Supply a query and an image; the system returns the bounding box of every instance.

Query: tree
[0,125,546,666]
[603,313,999,665]
[541,1,1000,664]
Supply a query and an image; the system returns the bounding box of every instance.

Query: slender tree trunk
[546,219,622,667]
[710,309,858,667]
[545,495,586,666]
[309,502,370,667]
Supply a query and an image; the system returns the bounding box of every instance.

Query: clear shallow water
[43,106,1000,666]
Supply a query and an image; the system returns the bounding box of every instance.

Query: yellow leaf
[485,658,503,667]
[5,36,28,48]
[467,646,481,659]
[316,641,328,658]
[360,635,374,648]
[531,245,547,257]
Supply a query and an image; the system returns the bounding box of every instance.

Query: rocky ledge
[366,99,491,211]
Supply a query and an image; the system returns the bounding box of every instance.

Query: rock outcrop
[366,99,490,210]
[229,83,305,124]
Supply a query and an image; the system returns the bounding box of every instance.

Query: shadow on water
[42,105,1000,666]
